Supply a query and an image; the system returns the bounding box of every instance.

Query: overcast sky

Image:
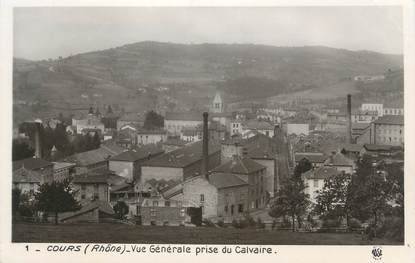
[14,6,403,60]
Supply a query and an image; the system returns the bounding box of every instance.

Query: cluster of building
[12,90,404,226]
[12,91,292,225]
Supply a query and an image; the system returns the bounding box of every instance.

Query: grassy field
[12,223,401,245]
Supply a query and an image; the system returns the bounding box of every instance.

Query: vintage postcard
[0,0,414,262]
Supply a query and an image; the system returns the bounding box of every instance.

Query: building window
[224,205,228,213]
[230,205,234,215]
[313,180,318,187]
[153,201,159,207]
[180,208,185,217]
[150,208,156,217]
[200,194,204,202]
[238,204,244,213]
[165,201,170,207]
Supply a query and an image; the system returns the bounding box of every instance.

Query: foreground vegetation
[12,223,401,245]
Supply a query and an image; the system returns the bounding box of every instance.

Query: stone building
[211,155,267,211]
[370,115,404,146]
[164,112,204,136]
[71,172,113,203]
[140,141,221,184]
[182,172,249,221]
[13,157,54,184]
[136,129,167,145]
[108,144,164,182]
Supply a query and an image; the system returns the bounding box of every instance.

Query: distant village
[12,89,404,230]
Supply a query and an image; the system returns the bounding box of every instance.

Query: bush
[280,217,292,229]
[19,204,34,218]
[202,219,215,227]
[241,214,255,228]
[322,218,341,228]
[256,217,265,229]
[231,219,241,228]
[348,218,363,229]
[377,216,404,242]
[217,219,225,228]
[271,219,277,230]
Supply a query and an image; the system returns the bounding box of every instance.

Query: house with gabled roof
[211,155,267,211]
[108,143,164,182]
[140,141,221,184]
[12,167,43,195]
[323,152,355,174]
[164,111,204,136]
[71,171,126,203]
[59,200,115,223]
[294,152,327,168]
[13,157,54,184]
[302,166,343,203]
[62,144,123,175]
[182,172,249,221]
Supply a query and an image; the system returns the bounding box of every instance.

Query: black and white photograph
[1,2,414,261]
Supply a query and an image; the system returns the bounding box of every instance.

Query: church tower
[211,91,224,113]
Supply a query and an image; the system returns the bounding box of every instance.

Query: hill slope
[13,42,402,121]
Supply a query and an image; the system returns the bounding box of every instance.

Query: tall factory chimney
[346,94,352,144]
[34,122,42,158]
[201,112,209,179]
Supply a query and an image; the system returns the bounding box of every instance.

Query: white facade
[137,132,167,145]
[286,123,309,136]
[72,114,105,134]
[361,103,384,117]
[165,120,203,136]
[383,108,403,116]
[230,121,243,136]
[303,178,325,204]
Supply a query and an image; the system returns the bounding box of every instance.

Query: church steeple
[211,91,224,113]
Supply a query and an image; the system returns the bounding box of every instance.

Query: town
[12,78,404,244]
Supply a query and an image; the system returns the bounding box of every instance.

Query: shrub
[202,219,215,227]
[271,219,277,230]
[231,219,241,228]
[348,218,363,229]
[19,204,34,218]
[256,217,265,229]
[280,217,292,229]
[243,214,256,228]
[377,216,404,242]
[322,218,341,228]
[216,219,225,228]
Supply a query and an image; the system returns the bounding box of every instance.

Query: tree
[315,173,351,226]
[293,158,312,179]
[12,140,35,161]
[348,155,391,234]
[143,110,164,130]
[12,188,22,221]
[34,179,81,224]
[113,201,129,220]
[92,132,101,149]
[269,176,309,231]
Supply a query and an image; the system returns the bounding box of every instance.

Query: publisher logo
[371,246,382,260]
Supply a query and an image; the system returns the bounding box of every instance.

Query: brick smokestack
[34,122,42,158]
[202,112,209,179]
[346,94,352,144]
